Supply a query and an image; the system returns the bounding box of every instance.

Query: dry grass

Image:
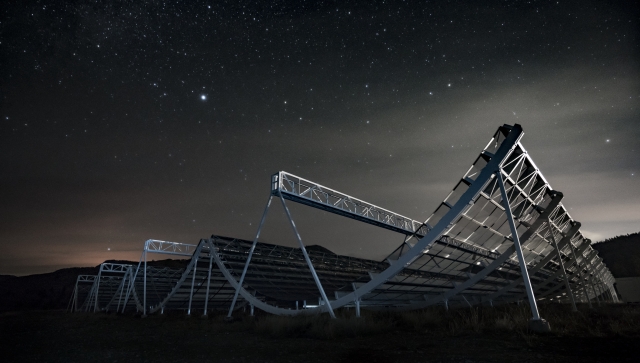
[253,312,394,339]
[226,303,640,340]
[3,305,638,362]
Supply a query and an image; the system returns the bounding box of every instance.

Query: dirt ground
[0,310,637,363]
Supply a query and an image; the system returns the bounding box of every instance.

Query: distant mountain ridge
[0,259,187,312]
[0,266,99,312]
[592,232,640,278]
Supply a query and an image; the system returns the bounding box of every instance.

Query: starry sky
[1,1,638,276]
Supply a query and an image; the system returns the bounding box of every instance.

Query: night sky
[1,1,638,276]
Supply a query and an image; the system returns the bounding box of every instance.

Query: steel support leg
[595,277,605,303]
[587,265,601,306]
[86,283,96,312]
[115,282,123,312]
[94,266,103,313]
[116,272,126,313]
[122,270,132,313]
[279,193,336,319]
[203,246,214,317]
[69,283,78,312]
[122,255,142,313]
[74,284,79,312]
[597,271,610,302]
[143,250,148,317]
[590,277,601,306]
[568,242,592,309]
[497,171,542,321]
[355,299,361,318]
[227,196,273,318]
[187,256,199,315]
[548,220,577,312]
[73,284,78,312]
[462,295,472,308]
[613,286,619,302]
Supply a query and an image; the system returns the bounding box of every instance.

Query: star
[200,94,207,101]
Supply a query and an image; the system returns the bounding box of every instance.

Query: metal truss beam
[273,171,430,236]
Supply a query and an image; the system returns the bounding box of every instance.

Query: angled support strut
[227,195,274,318]
[278,192,336,319]
[496,170,541,321]
[547,218,578,311]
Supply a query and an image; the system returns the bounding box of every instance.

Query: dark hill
[0,275,18,283]
[0,259,188,312]
[592,232,640,278]
[0,266,99,312]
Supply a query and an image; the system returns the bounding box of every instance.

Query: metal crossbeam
[100,263,132,273]
[145,239,197,256]
[273,171,430,236]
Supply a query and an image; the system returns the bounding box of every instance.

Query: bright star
[200,94,207,101]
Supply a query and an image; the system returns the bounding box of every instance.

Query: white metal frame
[76,123,618,318]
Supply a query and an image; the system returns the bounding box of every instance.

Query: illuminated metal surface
[76,124,618,317]
[274,172,430,237]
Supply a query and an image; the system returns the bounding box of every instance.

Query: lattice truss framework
[73,124,617,317]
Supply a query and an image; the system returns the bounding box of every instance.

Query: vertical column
[203,242,214,317]
[143,248,148,317]
[122,270,133,313]
[116,270,127,312]
[72,283,78,312]
[94,265,103,313]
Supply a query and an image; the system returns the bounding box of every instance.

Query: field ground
[1,304,638,363]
